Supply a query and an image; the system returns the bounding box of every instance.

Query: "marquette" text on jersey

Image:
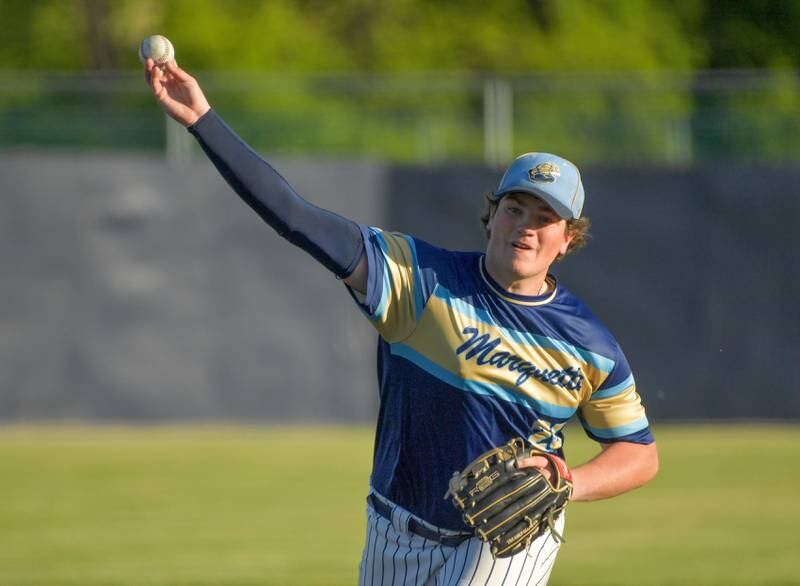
[455,327,584,391]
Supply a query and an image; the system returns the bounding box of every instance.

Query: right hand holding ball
[141,37,210,128]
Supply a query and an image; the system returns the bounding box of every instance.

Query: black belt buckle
[367,494,471,547]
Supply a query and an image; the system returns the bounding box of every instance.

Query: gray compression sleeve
[187,109,364,278]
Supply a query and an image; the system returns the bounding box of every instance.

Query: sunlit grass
[0,424,797,585]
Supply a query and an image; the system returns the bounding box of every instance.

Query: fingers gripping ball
[444,438,572,559]
[139,35,175,65]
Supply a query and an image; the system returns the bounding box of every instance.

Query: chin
[508,259,540,280]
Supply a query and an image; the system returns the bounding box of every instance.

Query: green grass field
[0,424,797,585]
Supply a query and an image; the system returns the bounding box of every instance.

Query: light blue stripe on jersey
[591,373,635,400]
[368,230,424,323]
[433,286,616,373]
[405,235,425,322]
[370,229,392,321]
[583,416,650,439]
[390,343,576,420]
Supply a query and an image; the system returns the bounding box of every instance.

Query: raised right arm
[145,58,368,292]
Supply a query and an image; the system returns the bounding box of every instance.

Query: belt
[367,493,472,547]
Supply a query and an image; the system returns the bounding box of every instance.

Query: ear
[558,226,574,256]
[485,202,499,235]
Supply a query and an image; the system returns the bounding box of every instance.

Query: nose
[519,216,549,232]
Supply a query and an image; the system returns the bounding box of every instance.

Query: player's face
[485,194,572,292]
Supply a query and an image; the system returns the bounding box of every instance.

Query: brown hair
[480,194,591,261]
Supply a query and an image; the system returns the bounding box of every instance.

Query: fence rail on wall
[2,70,799,165]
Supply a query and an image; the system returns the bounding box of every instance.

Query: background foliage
[1,0,701,73]
[4,0,800,73]
[2,1,800,162]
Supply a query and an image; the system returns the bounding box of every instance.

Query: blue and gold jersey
[350,226,654,531]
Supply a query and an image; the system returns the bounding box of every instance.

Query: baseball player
[145,59,659,585]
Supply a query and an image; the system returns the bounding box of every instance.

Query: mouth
[511,241,533,251]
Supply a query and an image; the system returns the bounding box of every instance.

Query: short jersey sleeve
[347,226,427,343]
[577,344,654,444]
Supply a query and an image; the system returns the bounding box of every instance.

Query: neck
[484,260,549,297]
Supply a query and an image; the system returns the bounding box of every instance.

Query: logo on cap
[528,162,561,183]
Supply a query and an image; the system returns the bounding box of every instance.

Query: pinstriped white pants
[358,495,565,586]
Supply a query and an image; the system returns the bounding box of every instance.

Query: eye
[506,206,522,216]
[537,212,557,225]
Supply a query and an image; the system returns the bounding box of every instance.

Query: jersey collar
[478,256,558,307]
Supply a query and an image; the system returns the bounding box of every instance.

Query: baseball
[138,35,174,65]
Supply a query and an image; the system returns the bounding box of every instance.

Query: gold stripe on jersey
[579,384,650,438]
[368,230,421,343]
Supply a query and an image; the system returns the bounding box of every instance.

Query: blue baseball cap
[492,153,585,219]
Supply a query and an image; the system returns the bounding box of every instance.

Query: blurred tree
[4,0,800,73]
[700,0,800,68]
[0,0,88,70]
[83,0,115,70]
[3,0,800,161]
[159,0,351,72]
[297,0,702,72]
[687,1,800,160]
[0,0,703,72]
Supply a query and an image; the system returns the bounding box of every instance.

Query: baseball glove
[444,437,572,559]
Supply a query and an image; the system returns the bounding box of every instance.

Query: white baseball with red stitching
[139,35,174,65]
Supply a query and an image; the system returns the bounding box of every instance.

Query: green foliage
[160,0,351,72]
[2,1,800,161]
[0,0,89,70]
[2,0,799,74]
[701,0,800,69]
[693,70,800,161]
[0,0,702,73]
